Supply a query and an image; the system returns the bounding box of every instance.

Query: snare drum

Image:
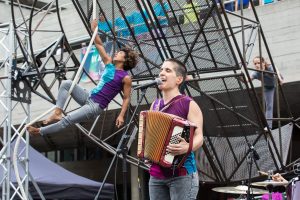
[287,177,300,200]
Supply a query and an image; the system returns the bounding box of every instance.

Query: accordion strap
[176,122,194,169]
[154,95,187,112]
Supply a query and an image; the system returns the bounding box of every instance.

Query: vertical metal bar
[275,76,282,158]
[240,0,246,63]
[2,23,9,200]
[5,21,14,200]
[24,18,31,199]
[258,26,266,117]
[111,0,116,53]
[92,0,96,20]
[86,0,89,15]
[25,102,30,198]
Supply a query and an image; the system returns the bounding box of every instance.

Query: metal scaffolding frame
[0,21,32,200]
[0,0,296,199]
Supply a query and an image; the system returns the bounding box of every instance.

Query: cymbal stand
[246,144,260,200]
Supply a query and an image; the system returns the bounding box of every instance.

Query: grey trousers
[149,173,199,200]
[40,80,102,135]
[264,87,275,129]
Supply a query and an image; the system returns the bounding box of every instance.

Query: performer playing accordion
[145,59,203,200]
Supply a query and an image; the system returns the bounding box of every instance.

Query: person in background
[148,58,204,200]
[272,173,287,182]
[115,6,130,39]
[128,2,150,40]
[183,0,200,24]
[98,12,114,55]
[97,12,113,42]
[263,0,274,4]
[153,0,170,28]
[250,56,283,129]
[235,0,250,11]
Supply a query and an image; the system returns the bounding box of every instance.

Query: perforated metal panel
[71,0,295,183]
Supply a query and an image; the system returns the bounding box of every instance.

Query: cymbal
[251,180,288,187]
[212,185,268,194]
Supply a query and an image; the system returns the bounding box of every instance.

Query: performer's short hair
[165,58,187,81]
[164,58,187,90]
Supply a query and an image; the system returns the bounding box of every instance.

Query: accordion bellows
[137,111,195,168]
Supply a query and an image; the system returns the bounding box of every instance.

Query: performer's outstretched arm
[91,19,112,65]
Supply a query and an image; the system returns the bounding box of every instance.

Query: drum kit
[212,178,298,200]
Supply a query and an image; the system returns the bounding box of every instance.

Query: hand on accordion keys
[166,136,190,156]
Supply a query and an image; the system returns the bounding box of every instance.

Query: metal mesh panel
[186,74,293,182]
[270,123,294,166]
[76,0,239,79]
[188,75,261,137]
[196,123,293,182]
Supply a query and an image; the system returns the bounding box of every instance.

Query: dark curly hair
[120,46,139,71]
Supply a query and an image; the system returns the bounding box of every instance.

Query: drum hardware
[255,169,300,200]
[212,185,268,195]
[293,162,300,175]
[252,180,288,200]
[287,176,300,200]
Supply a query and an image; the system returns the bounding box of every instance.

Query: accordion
[137,111,196,168]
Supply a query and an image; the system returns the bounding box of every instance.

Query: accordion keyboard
[164,126,184,163]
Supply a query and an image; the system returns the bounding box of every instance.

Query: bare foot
[27,126,41,136]
[43,108,62,125]
[42,114,62,125]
